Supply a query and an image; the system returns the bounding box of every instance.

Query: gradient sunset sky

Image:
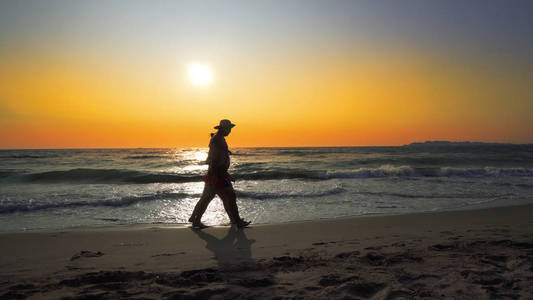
[1,0,532,148]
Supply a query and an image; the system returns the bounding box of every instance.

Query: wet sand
[1,204,533,299]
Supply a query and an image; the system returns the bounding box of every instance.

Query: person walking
[189,119,250,229]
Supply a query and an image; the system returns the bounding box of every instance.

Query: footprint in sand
[70,250,104,261]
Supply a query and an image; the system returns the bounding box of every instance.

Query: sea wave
[333,155,533,167]
[326,165,533,178]
[355,190,513,199]
[123,155,166,160]
[0,154,52,159]
[20,168,203,183]
[0,169,23,179]
[1,165,532,184]
[0,187,346,213]
[0,191,198,214]
[237,187,345,200]
[230,152,259,156]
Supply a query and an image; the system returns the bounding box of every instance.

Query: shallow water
[1,145,532,232]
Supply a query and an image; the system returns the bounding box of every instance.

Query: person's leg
[217,187,249,227]
[189,184,216,225]
[217,187,238,224]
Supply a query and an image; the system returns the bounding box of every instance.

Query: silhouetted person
[189,119,250,228]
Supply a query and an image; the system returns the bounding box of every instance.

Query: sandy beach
[1,204,533,299]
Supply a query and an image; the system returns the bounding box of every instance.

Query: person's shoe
[236,219,251,228]
[191,222,208,229]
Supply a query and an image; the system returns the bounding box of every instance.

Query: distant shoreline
[404,141,533,147]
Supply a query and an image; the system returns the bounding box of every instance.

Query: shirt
[206,132,230,174]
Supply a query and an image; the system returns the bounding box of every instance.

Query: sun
[187,64,213,86]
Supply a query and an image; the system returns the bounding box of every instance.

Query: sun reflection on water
[165,148,209,173]
[150,149,236,225]
[179,148,208,162]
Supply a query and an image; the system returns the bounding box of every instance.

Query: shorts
[203,171,234,189]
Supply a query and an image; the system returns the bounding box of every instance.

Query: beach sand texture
[1,204,533,299]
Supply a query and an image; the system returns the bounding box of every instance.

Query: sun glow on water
[164,149,208,175]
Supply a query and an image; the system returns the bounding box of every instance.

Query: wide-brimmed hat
[214,119,236,129]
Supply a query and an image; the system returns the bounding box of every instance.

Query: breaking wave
[237,187,345,200]
[0,187,346,214]
[19,168,203,184]
[1,165,532,184]
[0,191,198,214]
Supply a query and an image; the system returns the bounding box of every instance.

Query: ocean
[1,145,532,233]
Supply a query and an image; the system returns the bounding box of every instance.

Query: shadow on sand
[192,225,254,269]
[191,226,277,297]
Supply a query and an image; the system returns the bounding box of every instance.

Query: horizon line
[1,142,532,151]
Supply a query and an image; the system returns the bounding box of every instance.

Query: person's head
[214,119,236,136]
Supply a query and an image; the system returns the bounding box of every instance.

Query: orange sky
[1,1,532,148]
